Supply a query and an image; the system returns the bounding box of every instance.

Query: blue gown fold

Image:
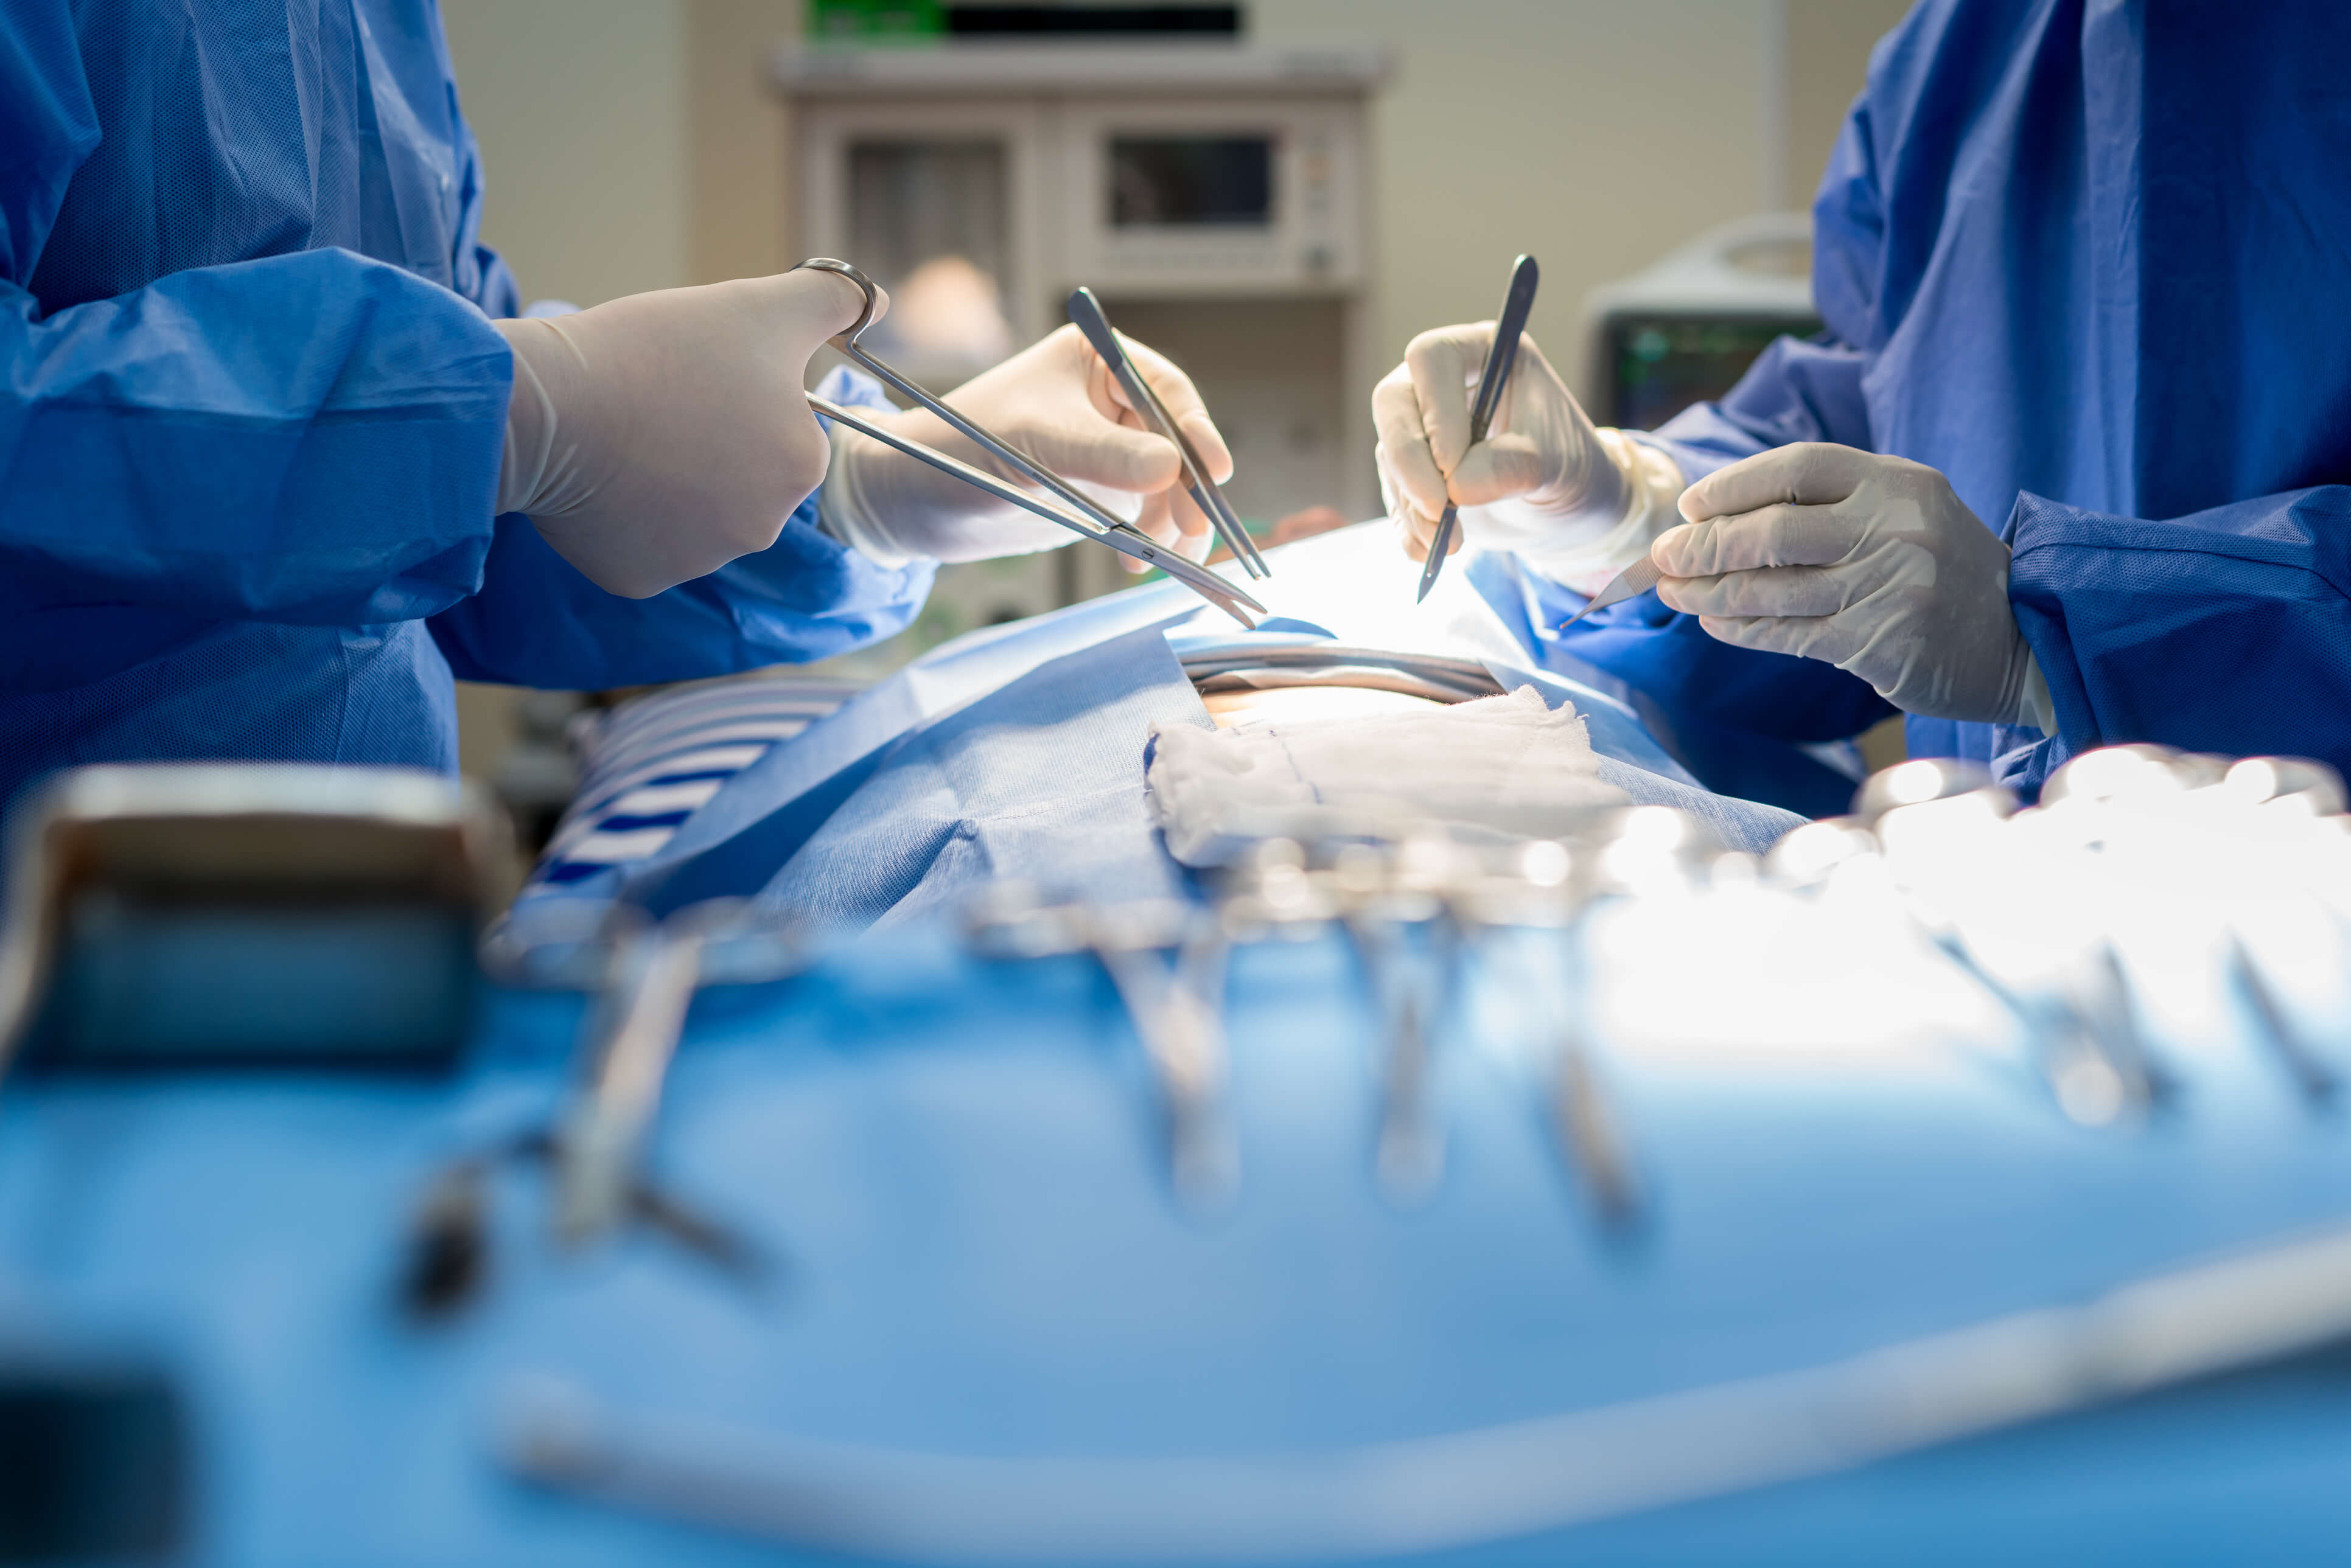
[2005,486,2351,779]
[1543,0,2351,804]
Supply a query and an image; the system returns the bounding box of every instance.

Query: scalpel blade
[1560,556,1663,628]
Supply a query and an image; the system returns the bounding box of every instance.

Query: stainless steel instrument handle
[1066,287,1268,579]
[1419,254,1540,603]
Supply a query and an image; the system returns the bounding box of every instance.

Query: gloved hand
[1654,442,2056,728]
[819,324,1232,568]
[1371,322,1685,590]
[495,268,876,598]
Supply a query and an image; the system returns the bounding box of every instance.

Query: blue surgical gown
[0,0,931,809]
[1543,0,2351,807]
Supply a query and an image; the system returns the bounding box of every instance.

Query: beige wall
[1789,0,1911,214]
[440,0,693,306]
[1260,1,1774,397]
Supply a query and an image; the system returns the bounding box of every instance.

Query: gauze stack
[1146,686,1629,866]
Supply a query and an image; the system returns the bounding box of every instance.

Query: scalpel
[1559,556,1663,629]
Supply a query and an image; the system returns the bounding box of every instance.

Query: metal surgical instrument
[1559,555,1664,629]
[554,908,713,1249]
[1417,253,1540,603]
[1065,287,1268,579]
[1088,902,1241,1213]
[961,888,1240,1213]
[794,259,1263,628]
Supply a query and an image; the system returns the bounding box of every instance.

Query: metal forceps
[1066,287,1268,579]
[794,259,1264,629]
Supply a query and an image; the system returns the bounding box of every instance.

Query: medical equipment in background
[807,2,1246,41]
[1419,254,1539,602]
[774,26,1385,640]
[0,765,511,1071]
[797,257,1266,625]
[1580,212,1820,433]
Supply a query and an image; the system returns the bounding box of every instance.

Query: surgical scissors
[794,259,1265,629]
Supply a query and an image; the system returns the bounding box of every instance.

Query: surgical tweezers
[794,259,1264,629]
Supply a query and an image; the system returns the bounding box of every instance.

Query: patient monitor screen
[1109,136,1273,228]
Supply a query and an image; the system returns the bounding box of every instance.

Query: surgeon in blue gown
[1379,0,2351,813]
[0,0,1234,812]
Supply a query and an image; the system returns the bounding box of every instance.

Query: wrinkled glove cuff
[494,318,601,519]
[494,321,559,515]
[816,423,919,568]
[1518,431,1685,597]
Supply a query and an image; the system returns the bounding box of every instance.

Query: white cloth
[1145,686,1630,865]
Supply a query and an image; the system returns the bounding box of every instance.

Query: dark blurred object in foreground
[0,1356,186,1563]
[1,765,511,1073]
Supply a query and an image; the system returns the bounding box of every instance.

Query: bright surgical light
[1879,758,1951,808]
[1616,807,1691,852]
[1598,808,1697,896]
[1515,839,1571,888]
[1765,821,1872,887]
[2222,757,2282,807]
[2058,747,2187,804]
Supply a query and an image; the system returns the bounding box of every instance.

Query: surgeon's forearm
[0,252,508,624]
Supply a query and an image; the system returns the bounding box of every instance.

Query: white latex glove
[820,324,1232,568]
[1655,442,2056,730]
[1371,322,1685,591]
[495,268,875,598]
